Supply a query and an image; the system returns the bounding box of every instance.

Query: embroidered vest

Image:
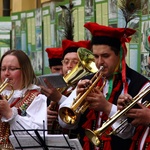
[0,89,40,150]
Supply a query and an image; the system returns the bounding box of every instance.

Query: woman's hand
[0,95,12,119]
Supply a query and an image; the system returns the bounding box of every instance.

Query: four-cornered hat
[84,22,136,93]
[84,22,136,50]
[62,39,91,59]
[45,47,63,67]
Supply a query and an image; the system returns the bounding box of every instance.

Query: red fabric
[84,22,136,39]
[148,36,150,43]
[130,105,150,150]
[82,110,96,150]
[83,136,91,150]
[0,90,40,148]
[82,78,122,150]
[82,110,96,129]
[121,42,128,94]
[130,127,150,150]
[120,35,131,94]
[129,126,146,150]
[144,132,150,150]
[10,98,20,107]
[45,47,63,59]
[62,39,91,51]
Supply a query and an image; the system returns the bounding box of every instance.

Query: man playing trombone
[58,22,150,150]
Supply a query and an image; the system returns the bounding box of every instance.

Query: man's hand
[40,78,62,102]
[47,101,58,126]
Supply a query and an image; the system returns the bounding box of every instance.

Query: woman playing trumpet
[0,50,47,149]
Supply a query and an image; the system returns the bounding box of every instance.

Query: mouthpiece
[4,78,9,83]
[99,66,104,71]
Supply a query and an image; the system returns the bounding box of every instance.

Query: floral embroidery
[19,103,28,116]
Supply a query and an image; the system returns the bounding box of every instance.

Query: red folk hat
[84,22,136,50]
[84,22,136,94]
[62,39,91,59]
[84,22,135,39]
[45,47,63,67]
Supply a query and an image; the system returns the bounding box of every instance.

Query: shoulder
[127,66,149,84]
[126,66,149,97]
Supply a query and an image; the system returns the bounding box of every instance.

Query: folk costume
[61,39,91,96]
[58,22,150,150]
[129,125,150,150]
[47,39,91,134]
[0,84,47,149]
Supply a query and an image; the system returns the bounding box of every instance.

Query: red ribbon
[120,36,131,94]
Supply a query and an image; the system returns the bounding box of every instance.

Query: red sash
[130,126,150,150]
[82,79,122,150]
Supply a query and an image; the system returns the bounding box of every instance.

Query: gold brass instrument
[85,85,150,147]
[111,100,150,135]
[49,48,98,133]
[59,66,105,125]
[58,47,98,94]
[0,78,14,100]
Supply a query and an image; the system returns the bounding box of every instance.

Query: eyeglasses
[0,67,21,72]
[61,59,79,65]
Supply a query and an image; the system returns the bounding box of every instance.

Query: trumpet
[58,47,98,95]
[59,66,106,125]
[0,78,14,100]
[49,48,98,133]
[85,85,150,147]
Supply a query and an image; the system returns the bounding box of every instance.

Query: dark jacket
[70,65,150,150]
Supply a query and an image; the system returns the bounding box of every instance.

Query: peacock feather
[118,0,141,27]
[59,2,75,41]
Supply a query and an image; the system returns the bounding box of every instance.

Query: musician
[58,22,150,150]
[45,47,64,75]
[116,86,150,150]
[0,50,47,149]
[41,39,91,133]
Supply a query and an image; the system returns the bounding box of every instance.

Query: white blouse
[1,84,47,135]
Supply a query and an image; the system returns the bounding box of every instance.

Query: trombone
[59,66,106,125]
[85,85,150,146]
[0,78,14,100]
